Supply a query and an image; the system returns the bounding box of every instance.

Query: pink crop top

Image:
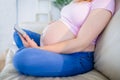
[60,0,115,44]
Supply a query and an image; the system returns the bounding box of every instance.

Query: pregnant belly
[41,20,75,46]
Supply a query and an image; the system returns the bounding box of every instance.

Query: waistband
[68,51,94,56]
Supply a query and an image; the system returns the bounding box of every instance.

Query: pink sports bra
[59,0,115,44]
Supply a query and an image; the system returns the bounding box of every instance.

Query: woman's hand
[18,33,39,48]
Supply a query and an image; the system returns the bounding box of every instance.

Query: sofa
[0,0,120,80]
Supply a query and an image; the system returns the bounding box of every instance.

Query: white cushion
[94,3,120,80]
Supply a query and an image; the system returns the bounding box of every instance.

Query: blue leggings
[13,29,94,77]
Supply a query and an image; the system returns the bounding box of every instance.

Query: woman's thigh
[13,48,94,77]
[13,29,41,49]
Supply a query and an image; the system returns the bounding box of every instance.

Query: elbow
[79,42,89,51]
[75,39,90,52]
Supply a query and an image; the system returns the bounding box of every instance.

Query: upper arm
[76,0,115,46]
[77,9,112,46]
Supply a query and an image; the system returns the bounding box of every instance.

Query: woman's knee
[13,48,64,76]
[13,48,35,72]
[13,48,62,63]
[13,48,55,66]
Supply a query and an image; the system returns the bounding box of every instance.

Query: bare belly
[41,20,95,52]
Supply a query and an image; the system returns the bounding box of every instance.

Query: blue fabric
[13,29,94,77]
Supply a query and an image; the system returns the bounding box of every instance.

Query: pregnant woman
[13,0,115,77]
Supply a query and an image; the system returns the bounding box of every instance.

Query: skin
[20,0,112,54]
[73,0,92,2]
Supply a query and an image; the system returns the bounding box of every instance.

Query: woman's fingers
[18,33,30,47]
[22,34,38,48]
[19,34,25,42]
[19,33,38,48]
[29,39,38,48]
[23,34,32,43]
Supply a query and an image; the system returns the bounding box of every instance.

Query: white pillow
[94,6,120,80]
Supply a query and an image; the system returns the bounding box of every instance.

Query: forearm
[38,38,87,54]
[21,32,87,53]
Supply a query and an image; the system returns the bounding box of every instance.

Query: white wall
[18,0,60,24]
[51,2,60,21]
[18,0,37,23]
[0,0,16,53]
